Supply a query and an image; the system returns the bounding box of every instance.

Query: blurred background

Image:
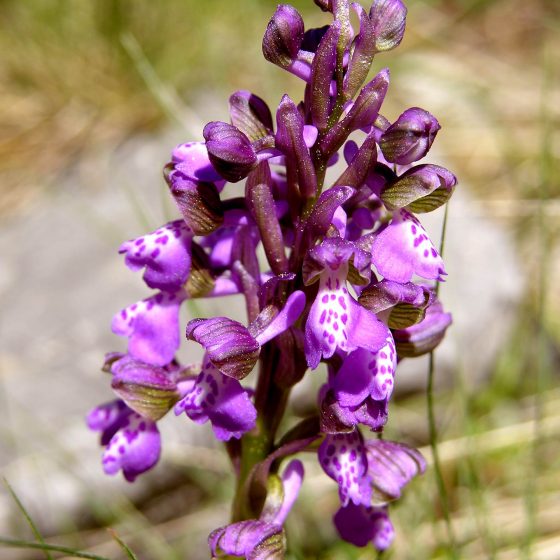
[1,0,559,558]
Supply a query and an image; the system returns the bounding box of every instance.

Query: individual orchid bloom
[87,399,161,482]
[112,291,186,367]
[371,209,446,283]
[334,503,394,550]
[319,433,425,507]
[174,353,257,441]
[118,220,193,292]
[303,237,390,369]
[379,107,440,165]
[209,460,304,558]
[318,431,372,507]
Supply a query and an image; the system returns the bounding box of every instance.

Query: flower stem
[426,204,458,556]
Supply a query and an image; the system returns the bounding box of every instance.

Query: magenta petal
[102,412,161,482]
[318,431,372,507]
[118,220,193,291]
[351,397,389,431]
[273,460,305,526]
[186,316,260,379]
[346,299,391,354]
[171,142,223,182]
[112,292,184,367]
[87,399,128,435]
[175,356,256,441]
[255,291,306,346]
[371,209,446,282]
[334,503,394,550]
[365,439,426,502]
[333,348,376,407]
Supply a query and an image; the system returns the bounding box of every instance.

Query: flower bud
[369,0,407,52]
[380,107,440,165]
[310,21,341,131]
[262,5,305,68]
[203,121,257,182]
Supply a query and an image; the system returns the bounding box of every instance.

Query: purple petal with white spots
[332,336,396,407]
[102,411,161,482]
[371,209,446,282]
[334,503,394,550]
[118,220,193,291]
[112,291,185,367]
[174,355,257,441]
[305,263,389,368]
[318,431,372,507]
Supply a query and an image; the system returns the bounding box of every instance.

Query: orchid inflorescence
[87,0,456,556]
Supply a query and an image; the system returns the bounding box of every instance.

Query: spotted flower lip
[93,0,456,551]
[112,291,186,367]
[87,399,161,482]
[118,220,193,292]
[318,431,372,507]
[371,209,446,283]
[333,334,397,406]
[174,354,257,441]
[304,237,390,369]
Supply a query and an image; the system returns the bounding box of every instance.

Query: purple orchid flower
[87,399,161,482]
[304,237,390,368]
[92,0,456,553]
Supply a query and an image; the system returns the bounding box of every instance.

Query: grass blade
[3,478,53,560]
[107,529,139,560]
[0,537,111,560]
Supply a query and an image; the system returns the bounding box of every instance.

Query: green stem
[426,204,458,557]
